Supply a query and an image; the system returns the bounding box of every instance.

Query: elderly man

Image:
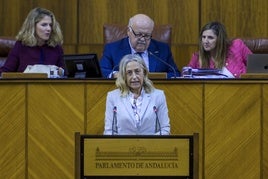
[100,14,180,78]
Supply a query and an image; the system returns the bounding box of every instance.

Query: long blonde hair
[116,54,155,97]
[16,7,63,47]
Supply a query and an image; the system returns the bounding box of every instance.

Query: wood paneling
[0,0,31,36]
[0,84,25,179]
[27,83,84,178]
[79,0,199,44]
[204,84,261,178]
[155,82,204,179]
[201,0,268,38]
[0,79,268,178]
[172,45,199,71]
[86,82,116,134]
[263,85,268,178]
[1,79,268,178]
[0,0,77,43]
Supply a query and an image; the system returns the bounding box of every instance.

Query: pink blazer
[188,39,252,78]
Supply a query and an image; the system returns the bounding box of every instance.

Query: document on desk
[23,64,57,78]
[191,68,228,78]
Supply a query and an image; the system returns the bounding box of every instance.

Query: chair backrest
[241,38,268,54]
[103,24,172,45]
[0,37,16,67]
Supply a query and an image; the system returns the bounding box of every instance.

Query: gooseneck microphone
[112,106,118,135]
[108,65,119,78]
[153,106,162,135]
[148,51,177,78]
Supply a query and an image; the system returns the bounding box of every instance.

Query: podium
[75,133,199,179]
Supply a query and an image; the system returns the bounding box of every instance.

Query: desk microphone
[112,106,118,135]
[153,106,162,135]
[148,51,177,78]
[109,65,119,78]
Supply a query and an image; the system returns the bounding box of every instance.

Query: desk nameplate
[1,72,48,78]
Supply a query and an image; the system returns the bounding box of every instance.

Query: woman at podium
[103,54,170,135]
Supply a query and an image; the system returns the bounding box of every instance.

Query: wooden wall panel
[0,84,26,179]
[263,85,268,178]
[201,0,268,38]
[204,84,261,179]
[0,0,33,36]
[156,82,204,179]
[79,0,199,44]
[172,45,199,71]
[0,0,77,43]
[1,80,268,178]
[27,83,84,178]
[86,82,116,134]
[63,45,78,55]
[77,44,104,57]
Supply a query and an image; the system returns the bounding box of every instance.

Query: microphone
[153,106,162,135]
[108,65,119,78]
[148,51,177,78]
[112,106,118,135]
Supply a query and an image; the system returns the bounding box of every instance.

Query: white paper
[23,64,59,78]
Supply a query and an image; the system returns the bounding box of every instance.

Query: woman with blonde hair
[104,54,170,135]
[0,7,64,74]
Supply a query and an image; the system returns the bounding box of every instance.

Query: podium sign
[75,134,198,178]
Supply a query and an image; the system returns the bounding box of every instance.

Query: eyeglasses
[129,26,152,40]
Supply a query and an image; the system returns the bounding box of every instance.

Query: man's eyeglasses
[129,26,152,40]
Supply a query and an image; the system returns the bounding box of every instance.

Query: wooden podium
[75,133,199,179]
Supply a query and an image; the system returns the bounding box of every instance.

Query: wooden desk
[0,79,267,179]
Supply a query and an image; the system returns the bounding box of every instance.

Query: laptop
[246,54,268,73]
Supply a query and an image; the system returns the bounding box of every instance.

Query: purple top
[188,39,252,78]
[0,41,64,73]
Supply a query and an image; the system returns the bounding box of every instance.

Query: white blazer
[103,88,170,135]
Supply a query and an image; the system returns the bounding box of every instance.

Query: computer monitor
[64,53,103,78]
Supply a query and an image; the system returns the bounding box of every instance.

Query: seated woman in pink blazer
[188,21,252,78]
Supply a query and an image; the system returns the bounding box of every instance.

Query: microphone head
[153,106,157,112]
[113,106,117,112]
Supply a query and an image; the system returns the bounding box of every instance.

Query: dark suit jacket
[100,37,180,78]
